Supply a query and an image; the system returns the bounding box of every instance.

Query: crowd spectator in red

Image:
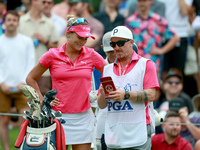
[151,111,192,150]
[169,97,200,149]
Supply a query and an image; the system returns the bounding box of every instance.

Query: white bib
[103,58,152,148]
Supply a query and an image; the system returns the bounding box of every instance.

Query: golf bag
[15,118,66,150]
[15,86,66,150]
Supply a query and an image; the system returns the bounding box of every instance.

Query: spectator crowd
[0,0,200,150]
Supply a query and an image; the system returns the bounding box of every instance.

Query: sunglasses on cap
[167,81,181,85]
[110,39,131,48]
[67,18,88,31]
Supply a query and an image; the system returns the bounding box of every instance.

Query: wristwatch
[124,91,130,99]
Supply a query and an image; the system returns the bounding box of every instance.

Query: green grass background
[0,127,20,150]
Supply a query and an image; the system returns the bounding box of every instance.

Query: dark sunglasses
[110,39,131,48]
[42,1,53,4]
[67,18,88,31]
[167,81,181,85]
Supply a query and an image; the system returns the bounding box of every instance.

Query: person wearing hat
[26,15,106,150]
[169,97,200,149]
[155,70,193,114]
[97,26,160,149]
[94,32,140,150]
[67,0,104,52]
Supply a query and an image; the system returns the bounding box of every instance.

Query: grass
[0,127,20,150]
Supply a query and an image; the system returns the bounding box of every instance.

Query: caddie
[97,26,160,150]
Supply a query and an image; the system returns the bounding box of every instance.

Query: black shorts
[163,37,188,71]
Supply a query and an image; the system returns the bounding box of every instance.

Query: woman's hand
[50,97,60,106]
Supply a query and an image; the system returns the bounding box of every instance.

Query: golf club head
[20,85,39,101]
[24,111,32,118]
[43,111,49,120]
[23,115,30,121]
[50,112,56,124]
[43,90,57,103]
[42,105,52,118]
[42,89,57,117]
[55,111,62,117]
[40,112,45,119]
[27,102,34,110]
[20,85,41,119]
[32,116,39,120]
[51,112,56,118]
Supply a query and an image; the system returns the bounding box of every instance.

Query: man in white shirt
[0,10,35,150]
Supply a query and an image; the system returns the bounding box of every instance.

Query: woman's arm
[98,63,107,74]
[26,63,47,104]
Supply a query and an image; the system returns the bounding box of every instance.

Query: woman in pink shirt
[26,15,106,150]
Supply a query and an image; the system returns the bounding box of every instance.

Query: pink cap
[66,25,95,39]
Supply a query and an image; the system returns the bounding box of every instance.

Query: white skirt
[60,108,95,145]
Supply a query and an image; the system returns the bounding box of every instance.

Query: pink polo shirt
[39,43,105,113]
[113,51,160,124]
[113,51,160,91]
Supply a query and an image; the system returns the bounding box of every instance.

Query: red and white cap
[66,25,95,39]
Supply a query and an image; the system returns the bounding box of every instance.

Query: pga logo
[108,100,133,111]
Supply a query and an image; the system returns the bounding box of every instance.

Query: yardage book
[100,76,116,99]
